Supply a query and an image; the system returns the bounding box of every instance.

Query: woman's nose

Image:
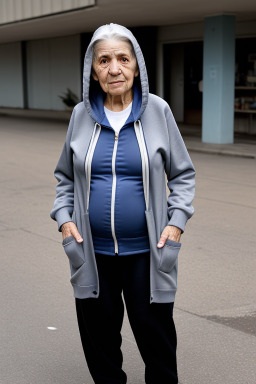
[109,59,120,75]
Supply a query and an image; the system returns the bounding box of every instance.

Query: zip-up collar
[90,83,142,128]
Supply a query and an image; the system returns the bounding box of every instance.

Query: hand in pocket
[157,225,181,248]
[61,221,83,243]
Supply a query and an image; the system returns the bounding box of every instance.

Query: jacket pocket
[69,212,98,289]
[158,239,181,273]
[62,236,85,269]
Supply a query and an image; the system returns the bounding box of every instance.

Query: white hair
[92,33,136,61]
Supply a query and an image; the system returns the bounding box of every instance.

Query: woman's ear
[91,67,98,81]
[134,65,139,78]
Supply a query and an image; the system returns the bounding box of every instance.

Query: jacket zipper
[111,131,119,254]
[85,123,101,212]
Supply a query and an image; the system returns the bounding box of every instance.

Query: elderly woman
[50,24,195,384]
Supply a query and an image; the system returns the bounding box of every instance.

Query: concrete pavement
[0,115,256,384]
[179,124,256,159]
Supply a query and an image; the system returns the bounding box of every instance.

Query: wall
[0,0,95,24]
[0,42,23,107]
[26,35,81,110]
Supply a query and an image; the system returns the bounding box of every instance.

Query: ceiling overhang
[0,0,256,44]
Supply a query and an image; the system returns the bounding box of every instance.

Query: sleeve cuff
[55,208,72,232]
[167,209,189,233]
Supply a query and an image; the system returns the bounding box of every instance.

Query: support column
[202,15,235,143]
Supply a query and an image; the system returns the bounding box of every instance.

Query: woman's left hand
[157,225,182,248]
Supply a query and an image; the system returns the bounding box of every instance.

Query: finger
[71,226,83,243]
[157,235,168,248]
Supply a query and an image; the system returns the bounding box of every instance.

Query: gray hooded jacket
[50,24,196,303]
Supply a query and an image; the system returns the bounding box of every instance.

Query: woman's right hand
[61,222,83,243]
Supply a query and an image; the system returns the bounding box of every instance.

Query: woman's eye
[121,57,128,63]
[100,59,108,64]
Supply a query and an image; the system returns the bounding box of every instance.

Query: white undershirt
[104,102,132,134]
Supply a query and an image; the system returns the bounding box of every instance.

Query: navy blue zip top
[88,85,150,255]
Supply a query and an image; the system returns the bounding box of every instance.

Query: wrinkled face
[92,39,139,97]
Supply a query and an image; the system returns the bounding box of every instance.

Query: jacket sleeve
[164,106,196,233]
[50,108,76,231]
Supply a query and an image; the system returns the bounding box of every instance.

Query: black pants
[75,252,178,384]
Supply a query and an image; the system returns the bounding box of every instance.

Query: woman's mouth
[109,81,124,86]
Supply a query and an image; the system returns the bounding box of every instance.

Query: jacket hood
[82,23,149,124]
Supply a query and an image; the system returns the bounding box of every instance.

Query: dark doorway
[163,41,203,125]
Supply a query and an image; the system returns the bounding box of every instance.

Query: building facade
[1,0,256,142]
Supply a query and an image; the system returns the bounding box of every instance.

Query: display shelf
[235,109,256,114]
[235,86,256,90]
[234,85,256,133]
